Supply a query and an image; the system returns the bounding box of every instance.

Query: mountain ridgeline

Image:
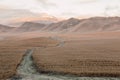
[1,17,120,33]
[13,22,46,32]
[0,24,15,32]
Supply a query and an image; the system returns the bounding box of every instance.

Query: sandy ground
[1,31,120,40]
[12,43,120,80]
[1,31,120,79]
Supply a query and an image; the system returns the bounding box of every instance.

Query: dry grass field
[33,38,120,77]
[0,47,26,79]
[1,31,120,79]
[0,36,59,79]
[0,37,59,47]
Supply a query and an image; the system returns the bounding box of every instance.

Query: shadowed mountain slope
[0,24,14,32]
[70,17,120,33]
[42,18,80,32]
[41,17,120,33]
[13,22,46,32]
[2,17,120,33]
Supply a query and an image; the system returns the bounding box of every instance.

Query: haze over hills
[0,24,14,33]
[0,9,62,27]
[42,18,80,32]
[42,17,120,33]
[12,22,46,32]
[1,17,120,33]
[69,17,120,33]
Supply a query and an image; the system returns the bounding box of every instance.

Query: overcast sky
[0,0,120,18]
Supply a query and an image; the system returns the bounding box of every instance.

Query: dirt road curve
[10,36,120,80]
[10,48,120,80]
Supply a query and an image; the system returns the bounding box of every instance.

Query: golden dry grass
[0,37,59,47]
[33,38,120,77]
[1,31,120,78]
[0,37,59,79]
[0,47,26,79]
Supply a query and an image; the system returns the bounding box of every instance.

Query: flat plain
[33,32,120,77]
[0,47,26,79]
[0,36,59,79]
[1,31,120,79]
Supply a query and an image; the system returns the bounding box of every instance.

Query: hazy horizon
[0,0,120,26]
[0,0,120,18]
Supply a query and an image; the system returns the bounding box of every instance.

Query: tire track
[11,37,120,80]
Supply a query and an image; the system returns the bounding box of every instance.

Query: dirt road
[10,37,120,80]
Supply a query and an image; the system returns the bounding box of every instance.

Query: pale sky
[0,0,120,18]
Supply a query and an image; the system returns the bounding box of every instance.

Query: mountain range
[1,17,120,33]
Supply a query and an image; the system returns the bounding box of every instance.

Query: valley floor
[0,31,120,80]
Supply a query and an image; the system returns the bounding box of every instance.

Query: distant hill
[42,18,80,32]
[42,17,120,33]
[69,17,120,33]
[0,24,14,32]
[13,22,46,32]
[1,17,120,33]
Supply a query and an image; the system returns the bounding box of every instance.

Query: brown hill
[13,22,46,32]
[70,17,120,33]
[0,24,14,32]
[42,17,120,33]
[42,18,80,32]
[4,17,120,33]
